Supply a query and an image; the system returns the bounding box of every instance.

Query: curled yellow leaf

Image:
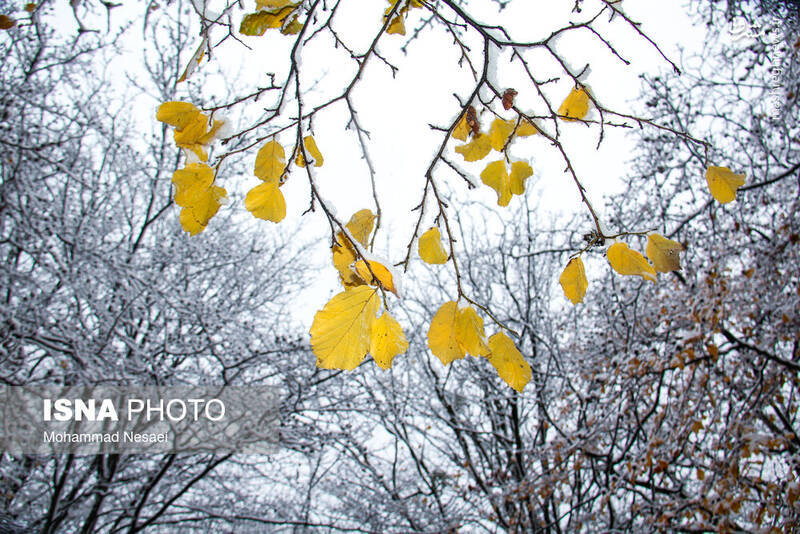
[487,332,531,393]
[331,210,376,289]
[354,259,398,296]
[418,227,449,264]
[245,181,286,223]
[706,166,745,204]
[310,286,380,370]
[387,14,405,35]
[455,134,492,162]
[452,113,471,142]
[169,112,224,162]
[607,242,657,283]
[427,301,465,365]
[558,86,591,121]
[559,256,588,305]
[295,135,324,168]
[646,234,683,272]
[369,312,408,369]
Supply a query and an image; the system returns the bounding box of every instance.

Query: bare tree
[0,2,335,532]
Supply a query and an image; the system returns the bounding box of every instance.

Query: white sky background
[45,0,707,327]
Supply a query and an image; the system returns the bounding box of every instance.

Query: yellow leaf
[369,312,408,369]
[646,234,683,272]
[172,163,214,207]
[172,164,226,235]
[295,135,324,168]
[179,186,227,236]
[487,332,531,393]
[183,144,208,162]
[455,134,491,162]
[245,181,286,223]
[607,242,657,283]
[177,40,207,84]
[559,257,588,304]
[418,227,449,264]
[516,119,538,137]
[240,6,296,35]
[255,140,286,183]
[481,160,531,207]
[156,102,201,130]
[354,259,398,296]
[179,209,205,236]
[331,210,375,289]
[171,113,222,161]
[706,166,745,204]
[427,301,465,365]
[345,209,375,246]
[455,306,489,357]
[481,160,511,206]
[558,86,591,121]
[488,118,515,151]
[197,118,226,145]
[281,15,303,34]
[509,161,532,196]
[332,242,363,288]
[387,14,405,35]
[25,4,37,13]
[310,286,380,370]
[188,186,226,225]
[452,113,470,142]
[172,111,208,145]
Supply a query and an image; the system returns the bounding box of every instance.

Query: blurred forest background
[1,0,799,531]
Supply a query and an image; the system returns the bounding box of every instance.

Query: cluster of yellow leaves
[427,301,531,392]
[453,112,538,207]
[310,286,408,370]
[559,234,684,304]
[557,164,744,303]
[385,0,424,36]
[246,140,287,223]
[156,103,229,234]
[172,163,227,235]
[156,102,225,162]
[480,160,533,207]
[310,209,407,371]
[240,0,302,36]
[329,210,398,293]
[245,135,324,223]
